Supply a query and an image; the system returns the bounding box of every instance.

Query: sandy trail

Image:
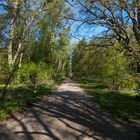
[0,79,139,140]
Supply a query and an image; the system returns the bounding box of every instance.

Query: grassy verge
[0,80,61,121]
[76,79,140,121]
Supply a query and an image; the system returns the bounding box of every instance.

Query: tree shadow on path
[0,81,139,140]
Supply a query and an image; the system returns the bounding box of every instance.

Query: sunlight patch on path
[57,79,84,93]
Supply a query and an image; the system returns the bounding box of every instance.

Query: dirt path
[0,79,139,140]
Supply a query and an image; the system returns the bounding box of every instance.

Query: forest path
[0,79,139,140]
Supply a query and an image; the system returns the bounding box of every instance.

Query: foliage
[18,62,54,85]
[0,0,72,97]
[104,43,137,90]
[73,41,137,90]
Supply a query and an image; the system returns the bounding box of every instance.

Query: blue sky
[70,23,106,44]
[0,1,106,45]
[68,1,106,44]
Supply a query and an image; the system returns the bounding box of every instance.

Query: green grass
[76,79,140,120]
[0,81,58,121]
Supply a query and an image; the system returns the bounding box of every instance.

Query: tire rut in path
[0,79,139,140]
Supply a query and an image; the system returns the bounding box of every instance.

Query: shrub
[18,62,54,85]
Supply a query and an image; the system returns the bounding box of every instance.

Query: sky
[0,1,7,13]
[67,0,106,45]
[0,0,106,45]
[70,24,106,44]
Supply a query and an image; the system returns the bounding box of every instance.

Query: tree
[71,0,140,50]
[0,0,73,99]
[72,39,137,90]
[0,0,57,98]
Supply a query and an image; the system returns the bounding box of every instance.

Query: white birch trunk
[8,18,14,64]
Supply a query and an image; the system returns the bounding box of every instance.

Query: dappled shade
[0,80,139,140]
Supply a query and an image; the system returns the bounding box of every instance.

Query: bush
[73,41,137,90]
[104,43,137,90]
[18,62,54,85]
[19,62,37,82]
[0,110,6,120]
[37,62,54,84]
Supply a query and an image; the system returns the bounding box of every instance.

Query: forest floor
[0,79,139,140]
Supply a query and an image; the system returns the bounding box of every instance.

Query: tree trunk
[17,53,23,83]
[62,61,66,71]
[8,1,20,64]
[13,43,22,64]
[8,18,14,64]
[137,0,140,30]
[2,62,19,99]
[133,0,140,44]
[57,59,62,71]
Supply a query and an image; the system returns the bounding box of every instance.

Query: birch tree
[1,0,53,98]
